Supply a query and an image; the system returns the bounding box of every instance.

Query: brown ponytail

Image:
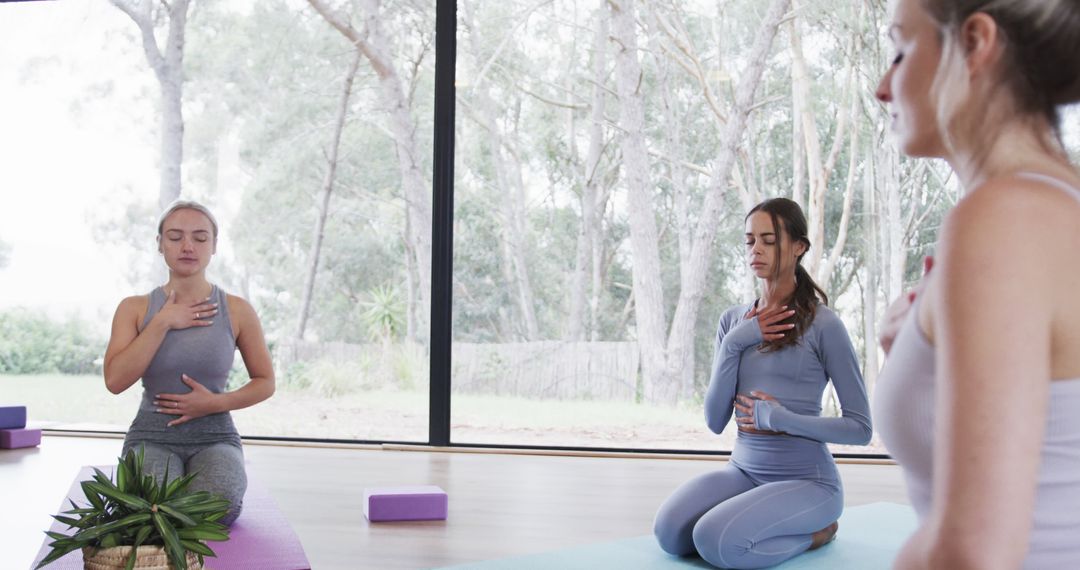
[747,198,829,352]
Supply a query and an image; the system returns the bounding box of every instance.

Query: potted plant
[36,446,231,570]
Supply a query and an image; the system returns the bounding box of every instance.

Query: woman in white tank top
[873,0,1080,568]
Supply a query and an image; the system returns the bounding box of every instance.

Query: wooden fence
[273,339,641,401]
[274,340,366,368]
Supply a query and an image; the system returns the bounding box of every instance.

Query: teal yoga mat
[437,502,917,570]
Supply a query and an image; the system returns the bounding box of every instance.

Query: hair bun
[1017,1,1080,107]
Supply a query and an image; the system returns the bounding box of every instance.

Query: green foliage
[296,358,373,398]
[277,341,428,397]
[276,359,310,392]
[225,358,249,392]
[0,309,104,375]
[182,0,424,344]
[36,447,231,570]
[360,285,405,342]
[389,341,428,391]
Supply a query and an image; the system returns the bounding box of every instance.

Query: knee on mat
[218,499,243,526]
[653,509,696,556]
[189,481,245,525]
[653,524,692,556]
[204,485,244,526]
[692,520,754,569]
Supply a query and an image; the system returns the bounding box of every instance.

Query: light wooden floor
[4,435,908,569]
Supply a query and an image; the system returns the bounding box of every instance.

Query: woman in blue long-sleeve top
[654,198,872,569]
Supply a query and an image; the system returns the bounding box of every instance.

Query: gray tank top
[124,285,241,447]
[874,173,1080,567]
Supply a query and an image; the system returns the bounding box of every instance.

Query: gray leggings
[122,441,246,526]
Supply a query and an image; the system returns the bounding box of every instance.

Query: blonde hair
[156,199,219,243]
[923,0,1080,153]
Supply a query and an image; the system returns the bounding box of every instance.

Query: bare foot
[808,521,838,550]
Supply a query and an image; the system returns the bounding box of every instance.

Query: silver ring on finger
[196,312,200,319]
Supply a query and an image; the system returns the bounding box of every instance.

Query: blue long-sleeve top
[704,302,872,445]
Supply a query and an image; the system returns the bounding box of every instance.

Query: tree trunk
[404,225,418,343]
[881,145,905,301]
[789,3,820,256]
[661,0,792,403]
[609,0,790,404]
[460,0,539,340]
[790,13,805,209]
[307,0,433,334]
[645,9,700,399]
[568,11,609,342]
[861,142,879,395]
[609,0,670,402]
[791,5,856,280]
[159,69,184,209]
[502,142,540,340]
[816,89,860,290]
[590,187,611,342]
[108,0,192,209]
[296,50,361,340]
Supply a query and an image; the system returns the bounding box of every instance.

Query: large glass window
[449,0,959,453]
[8,1,1065,454]
[0,0,433,442]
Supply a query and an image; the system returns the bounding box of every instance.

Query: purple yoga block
[364,485,448,522]
[0,428,41,449]
[0,406,27,429]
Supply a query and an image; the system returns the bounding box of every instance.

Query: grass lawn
[0,375,883,453]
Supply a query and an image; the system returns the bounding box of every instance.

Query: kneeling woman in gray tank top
[653,198,872,569]
[102,199,275,525]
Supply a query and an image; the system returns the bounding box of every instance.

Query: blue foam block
[0,406,27,429]
[436,502,918,570]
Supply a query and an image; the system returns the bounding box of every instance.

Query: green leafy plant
[36,447,231,570]
[359,284,405,342]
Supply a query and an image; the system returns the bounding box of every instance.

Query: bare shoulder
[946,175,1080,236]
[114,294,150,322]
[225,293,258,323]
[223,295,254,317]
[936,174,1078,308]
[116,294,148,311]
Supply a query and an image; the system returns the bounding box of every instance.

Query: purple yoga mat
[31,466,310,570]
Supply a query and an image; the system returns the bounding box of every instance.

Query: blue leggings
[654,465,842,569]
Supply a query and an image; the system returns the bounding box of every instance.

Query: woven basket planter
[82,546,201,570]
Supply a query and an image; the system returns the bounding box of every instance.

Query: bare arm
[216,295,275,412]
[895,183,1054,569]
[103,296,162,394]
